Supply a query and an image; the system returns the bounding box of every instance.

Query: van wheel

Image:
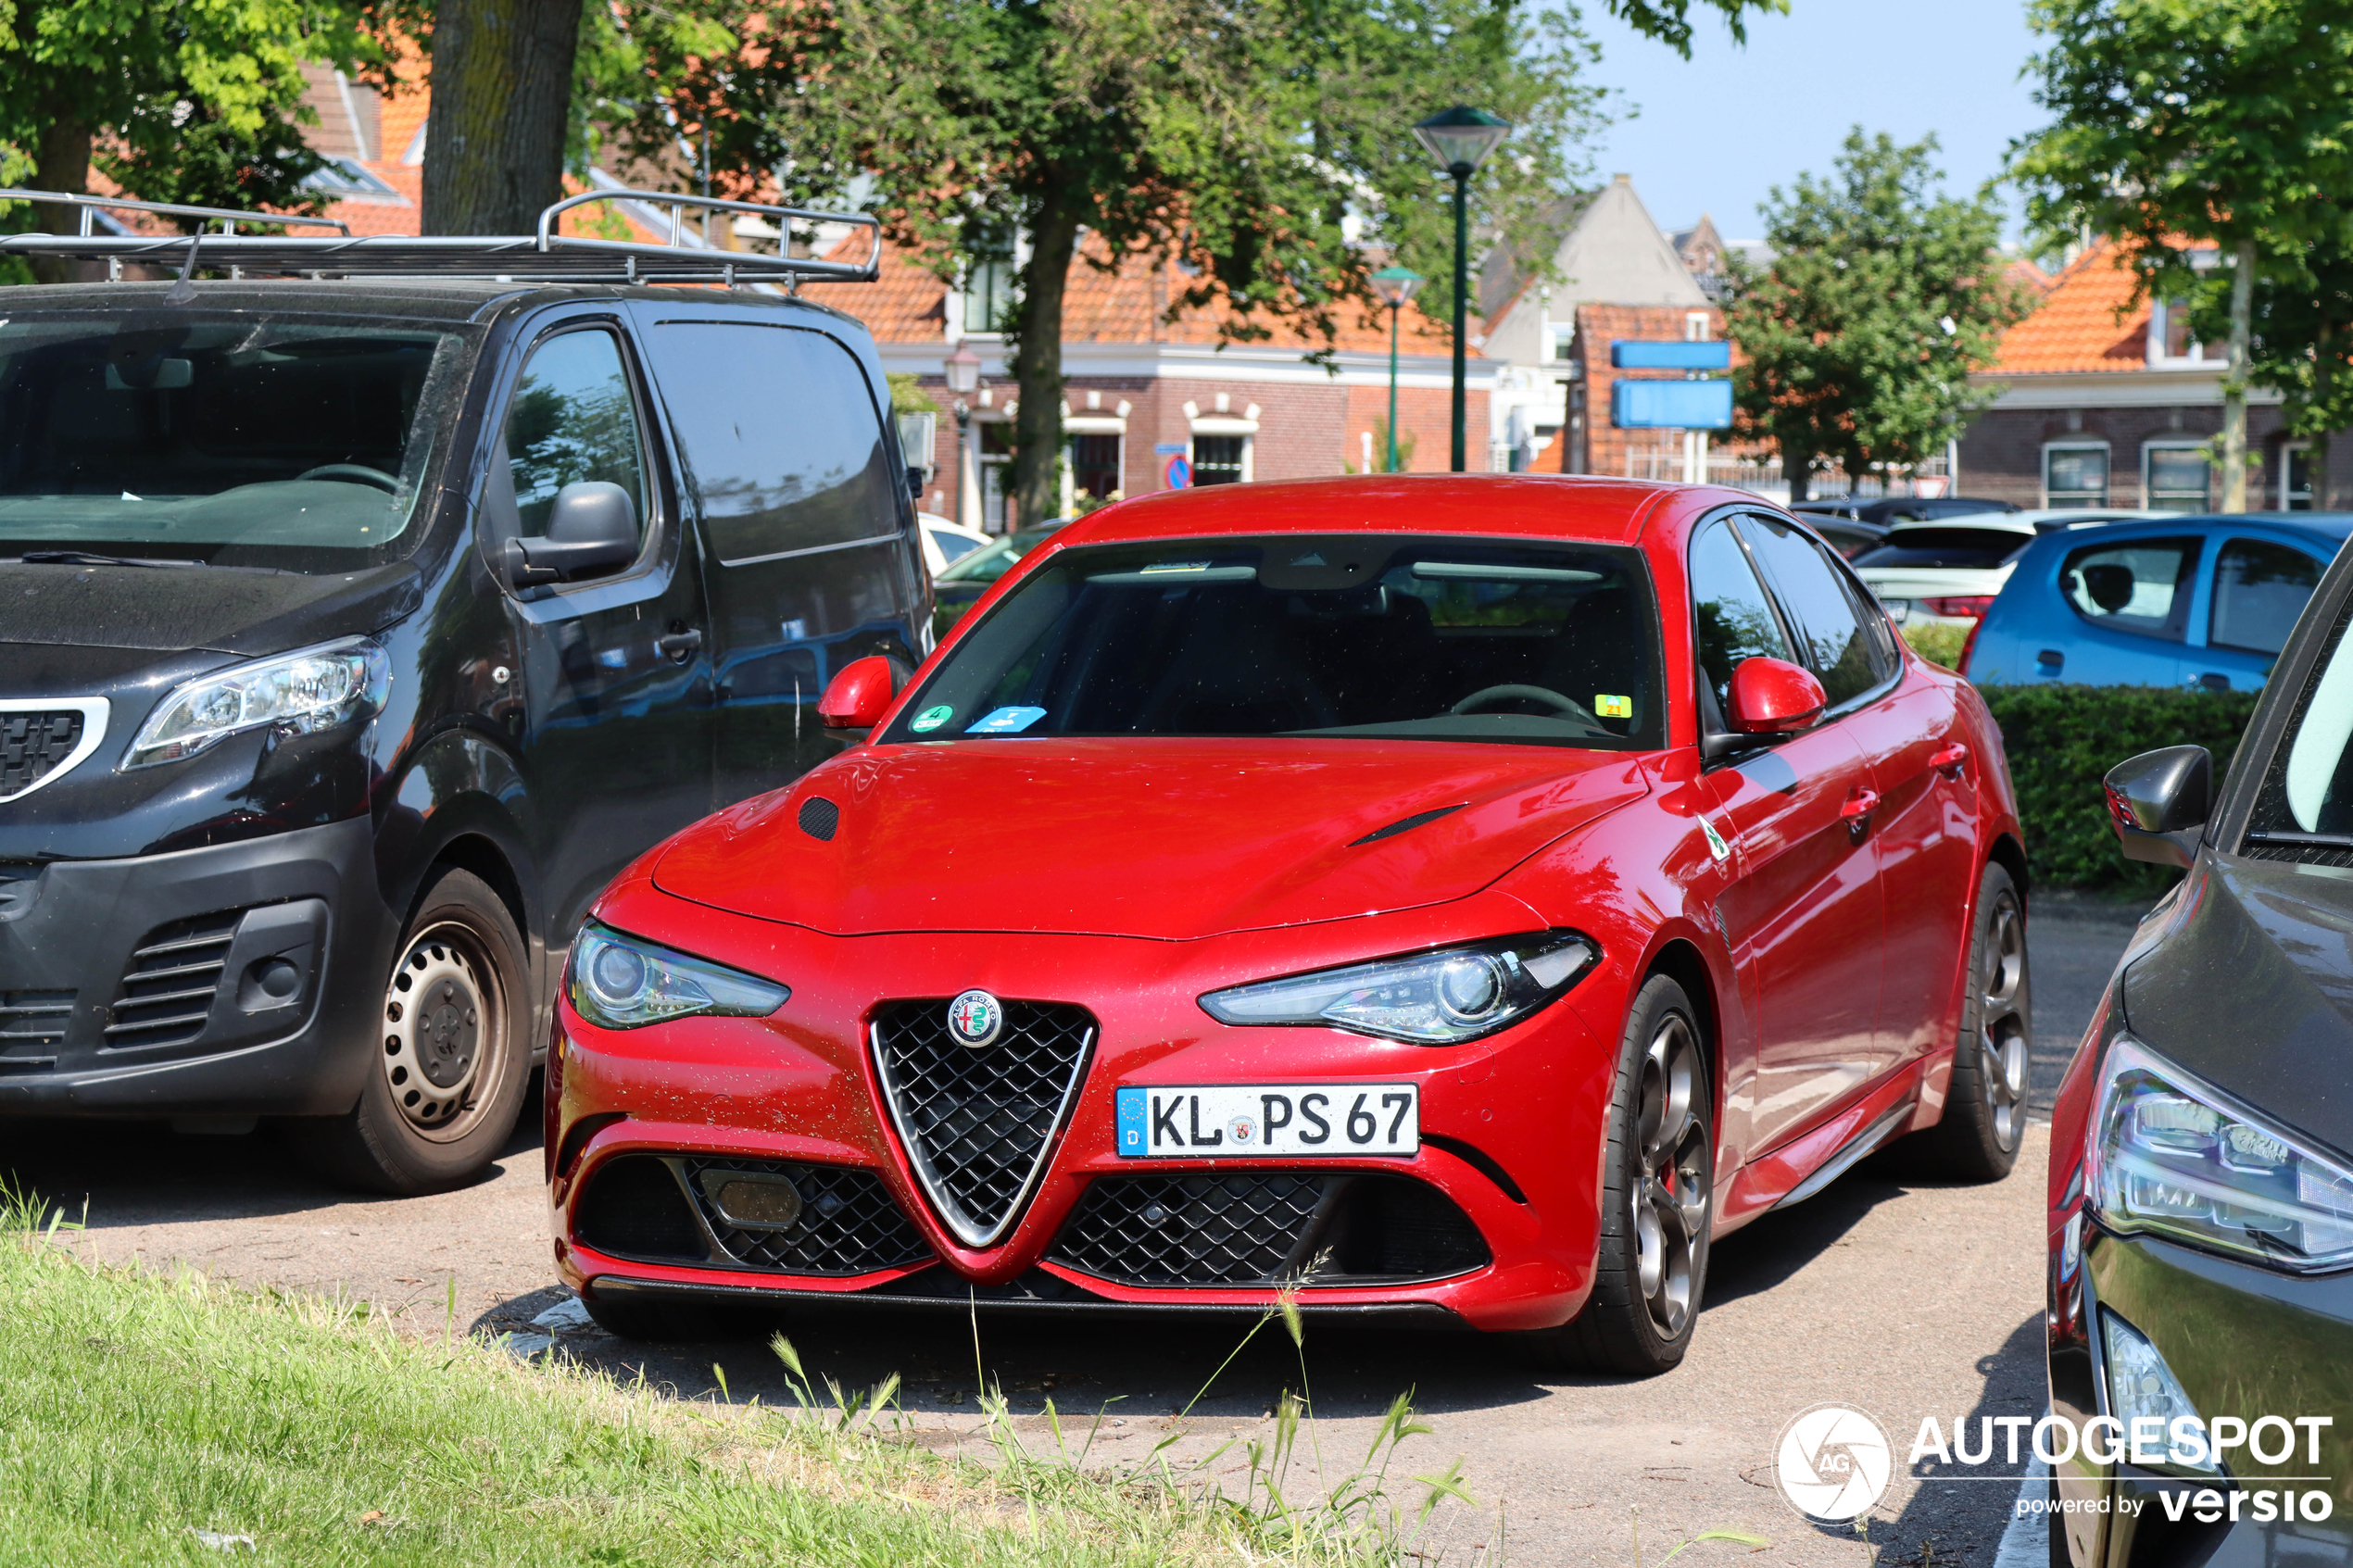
[287,868,530,1196]
[1911,863,2030,1182]
[1509,973,1713,1376]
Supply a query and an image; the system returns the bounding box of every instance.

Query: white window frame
[2283,439,2315,510]
[1684,311,1712,343]
[2145,300,2215,368]
[2041,440,2111,508]
[2142,439,2214,512]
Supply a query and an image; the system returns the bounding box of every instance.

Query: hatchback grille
[0,988,73,1073]
[105,909,243,1051]
[681,1157,932,1274]
[0,710,84,801]
[872,998,1095,1248]
[1049,1173,1490,1288]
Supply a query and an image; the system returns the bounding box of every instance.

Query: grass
[0,1185,1485,1566]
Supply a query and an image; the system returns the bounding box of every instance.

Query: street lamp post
[1412,107,1512,472]
[944,340,982,532]
[1369,266,1424,473]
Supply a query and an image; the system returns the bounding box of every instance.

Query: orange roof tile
[1991,241,2149,374]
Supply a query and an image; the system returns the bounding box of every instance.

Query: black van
[0,193,925,1192]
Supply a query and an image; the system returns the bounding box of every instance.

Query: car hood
[2124,855,2353,1157]
[651,739,1652,940]
[0,560,422,655]
[1854,565,2016,600]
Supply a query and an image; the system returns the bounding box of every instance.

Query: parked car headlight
[123,638,392,769]
[1200,932,1597,1045]
[2089,1036,2353,1271]
[566,922,788,1029]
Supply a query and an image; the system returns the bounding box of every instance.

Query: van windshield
[0,311,471,571]
[884,534,1663,749]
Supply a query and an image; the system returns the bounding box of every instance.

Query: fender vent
[798,797,839,841]
[1350,803,1466,847]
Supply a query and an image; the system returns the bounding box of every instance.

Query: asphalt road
[2,895,2154,1567]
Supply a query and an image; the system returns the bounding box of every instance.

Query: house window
[1544,322,1576,363]
[2149,301,2212,365]
[2144,443,2212,512]
[978,420,1013,530]
[1193,435,1246,485]
[2284,443,2315,509]
[1684,311,1711,342]
[2044,445,2109,508]
[1070,433,1122,500]
[963,225,1020,335]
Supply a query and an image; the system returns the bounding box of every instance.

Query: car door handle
[1930,742,1969,778]
[1840,787,1881,825]
[2191,671,2231,693]
[656,628,703,662]
[2036,649,2065,675]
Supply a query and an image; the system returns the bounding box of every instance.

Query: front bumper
[0,816,394,1116]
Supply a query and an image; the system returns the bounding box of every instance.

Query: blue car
[1963,512,2353,691]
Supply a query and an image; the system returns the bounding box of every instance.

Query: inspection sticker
[967,706,1047,734]
[1594,694,1632,719]
[911,705,954,733]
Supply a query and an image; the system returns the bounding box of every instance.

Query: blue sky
[1574,0,2047,240]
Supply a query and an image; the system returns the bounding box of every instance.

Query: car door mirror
[1726,657,1828,734]
[504,481,638,589]
[818,655,901,730]
[2104,745,2211,868]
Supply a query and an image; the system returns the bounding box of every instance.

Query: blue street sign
[1612,339,1731,370]
[1612,378,1734,430]
[1152,442,1187,456]
[1164,454,1192,488]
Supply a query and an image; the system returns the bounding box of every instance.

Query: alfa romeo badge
[946,989,1005,1048]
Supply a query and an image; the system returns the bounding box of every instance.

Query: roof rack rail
[0,187,879,287]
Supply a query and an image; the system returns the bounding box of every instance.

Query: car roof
[1882,515,2041,540]
[2026,510,2353,544]
[1067,473,1682,548]
[4,278,863,330]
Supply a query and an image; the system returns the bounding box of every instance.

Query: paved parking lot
[3,895,2149,1566]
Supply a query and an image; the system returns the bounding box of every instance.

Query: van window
[646,323,900,566]
[503,330,648,538]
[2060,536,2200,641]
[2211,538,2324,657]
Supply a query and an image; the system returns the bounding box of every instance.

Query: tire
[580,1292,754,1343]
[1510,973,1713,1376]
[285,867,532,1196]
[1912,862,2031,1182]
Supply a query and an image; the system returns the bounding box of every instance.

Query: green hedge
[1979,684,2261,896]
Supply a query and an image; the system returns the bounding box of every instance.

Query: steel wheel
[1976,891,2029,1149]
[378,920,508,1144]
[1632,1012,1711,1340]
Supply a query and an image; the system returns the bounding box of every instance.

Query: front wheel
[1510,973,1713,1376]
[285,867,531,1195]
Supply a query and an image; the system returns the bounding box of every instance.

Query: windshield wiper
[13,550,202,569]
[2246,828,2353,850]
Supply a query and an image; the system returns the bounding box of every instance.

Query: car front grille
[872,998,1096,1248]
[0,709,84,802]
[0,988,74,1073]
[681,1157,933,1274]
[104,908,244,1051]
[1048,1173,1491,1288]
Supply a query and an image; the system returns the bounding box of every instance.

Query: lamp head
[1413,107,1513,180]
[1370,266,1425,307]
[944,340,982,395]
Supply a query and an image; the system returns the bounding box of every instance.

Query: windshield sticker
[1140,560,1214,574]
[911,705,954,734]
[968,706,1047,734]
[1594,694,1632,719]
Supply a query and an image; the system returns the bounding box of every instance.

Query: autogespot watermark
[1772,1406,2339,1525]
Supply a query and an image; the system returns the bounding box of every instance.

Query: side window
[2060,536,2201,641]
[642,322,900,565]
[503,330,648,539]
[2212,538,2324,656]
[1738,512,1884,706]
[1689,515,1792,716]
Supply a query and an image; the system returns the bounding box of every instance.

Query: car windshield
[2248,590,2353,840]
[886,534,1662,748]
[1854,527,2034,571]
[0,310,472,571]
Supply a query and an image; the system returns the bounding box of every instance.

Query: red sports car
[547,475,2030,1374]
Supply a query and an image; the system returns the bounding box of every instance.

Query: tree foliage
[2246,234,2353,508]
[1723,129,2028,499]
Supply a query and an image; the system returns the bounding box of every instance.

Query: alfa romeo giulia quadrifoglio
[544,475,2028,1374]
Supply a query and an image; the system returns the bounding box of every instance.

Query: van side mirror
[818,656,900,731]
[504,481,638,589]
[1727,657,1827,734]
[2105,746,2211,868]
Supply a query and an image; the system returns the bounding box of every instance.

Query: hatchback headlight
[123,638,391,769]
[566,922,788,1030]
[2088,1036,2353,1271]
[1200,932,1597,1045]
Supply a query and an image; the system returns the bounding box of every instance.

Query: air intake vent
[0,709,86,802]
[798,797,839,841]
[1350,803,1466,847]
[1049,1173,1490,1287]
[871,998,1095,1248]
[682,1157,931,1273]
[105,908,243,1051]
[0,988,73,1073]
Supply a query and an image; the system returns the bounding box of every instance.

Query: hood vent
[798,797,840,841]
[1350,802,1467,847]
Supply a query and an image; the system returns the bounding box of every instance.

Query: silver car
[1855,508,2158,632]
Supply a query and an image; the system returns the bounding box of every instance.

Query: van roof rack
[0,187,879,286]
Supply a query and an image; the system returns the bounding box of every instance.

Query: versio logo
[1774,1403,1894,1522]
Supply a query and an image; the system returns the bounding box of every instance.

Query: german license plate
[1115,1084,1418,1158]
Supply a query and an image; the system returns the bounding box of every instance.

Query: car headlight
[1199,931,1597,1045]
[2089,1036,2353,1271]
[566,922,788,1029]
[123,638,391,770]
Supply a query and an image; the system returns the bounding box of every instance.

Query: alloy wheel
[379,921,507,1143]
[1631,1012,1710,1340]
[1977,893,2030,1149]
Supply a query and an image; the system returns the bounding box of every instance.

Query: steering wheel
[296,463,400,493]
[1451,684,1590,719]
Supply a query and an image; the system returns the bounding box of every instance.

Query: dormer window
[2148,299,2212,366]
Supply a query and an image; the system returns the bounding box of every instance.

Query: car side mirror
[504,481,638,589]
[1726,657,1828,734]
[818,655,901,731]
[907,465,926,502]
[2105,745,2211,868]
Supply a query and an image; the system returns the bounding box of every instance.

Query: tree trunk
[422,0,585,236]
[1785,447,1812,504]
[27,116,94,284]
[1009,191,1083,528]
[2221,239,2255,511]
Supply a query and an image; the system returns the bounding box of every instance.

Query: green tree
[1723,130,2028,502]
[2246,232,2353,508]
[2008,0,2353,511]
